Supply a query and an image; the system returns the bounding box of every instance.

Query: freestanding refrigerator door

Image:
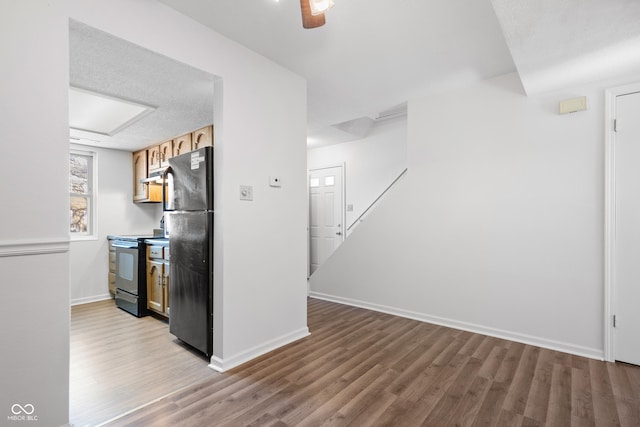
[167,211,213,357]
[166,147,213,211]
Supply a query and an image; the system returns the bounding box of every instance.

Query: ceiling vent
[375,102,407,121]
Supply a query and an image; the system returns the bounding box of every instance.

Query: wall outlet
[239,185,253,201]
[269,176,282,187]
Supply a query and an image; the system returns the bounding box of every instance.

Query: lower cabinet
[147,244,170,317]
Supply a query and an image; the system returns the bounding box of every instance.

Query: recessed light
[69,86,155,136]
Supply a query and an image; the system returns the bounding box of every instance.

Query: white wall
[0,2,70,425]
[69,145,161,305]
[1,0,308,424]
[310,72,634,360]
[307,117,407,234]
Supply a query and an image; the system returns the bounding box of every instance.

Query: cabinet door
[174,133,192,156]
[109,251,116,272]
[159,140,173,168]
[108,272,116,296]
[148,146,161,171]
[108,250,116,296]
[192,125,213,149]
[132,150,148,201]
[163,261,170,317]
[147,260,164,314]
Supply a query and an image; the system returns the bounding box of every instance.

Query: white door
[309,166,344,275]
[614,90,640,366]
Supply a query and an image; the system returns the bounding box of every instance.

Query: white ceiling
[70,0,640,151]
[156,0,516,146]
[491,0,640,95]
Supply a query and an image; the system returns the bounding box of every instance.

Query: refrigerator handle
[162,166,174,212]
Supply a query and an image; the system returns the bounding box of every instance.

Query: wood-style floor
[70,300,215,427]
[96,298,640,427]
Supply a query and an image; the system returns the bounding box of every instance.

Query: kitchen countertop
[144,238,169,246]
[107,234,160,241]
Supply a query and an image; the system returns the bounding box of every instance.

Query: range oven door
[114,241,139,295]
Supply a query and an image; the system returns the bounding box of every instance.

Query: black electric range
[109,235,164,317]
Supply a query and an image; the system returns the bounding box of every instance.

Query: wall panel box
[559,96,587,114]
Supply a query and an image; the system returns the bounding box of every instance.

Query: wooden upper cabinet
[159,140,173,168]
[132,124,212,203]
[148,146,161,171]
[192,125,213,149]
[173,133,192,157]
[132,150,148,201]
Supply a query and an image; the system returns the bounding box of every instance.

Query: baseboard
[71,294,112,306]
[0,237,69,257]
[209,327,310,372]
[309,291,604,361]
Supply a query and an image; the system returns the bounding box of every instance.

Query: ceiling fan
[300,0,335,29]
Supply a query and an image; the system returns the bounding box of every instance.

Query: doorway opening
[308,164,346,276]
[68,20,218,426]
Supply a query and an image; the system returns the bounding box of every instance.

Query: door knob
[336,231,342,236]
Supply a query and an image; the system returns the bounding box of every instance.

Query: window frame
[69,148,97,241]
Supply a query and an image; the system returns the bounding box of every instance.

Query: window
[69,149,96,239]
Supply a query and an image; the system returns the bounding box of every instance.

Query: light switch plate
[239,185,253,201]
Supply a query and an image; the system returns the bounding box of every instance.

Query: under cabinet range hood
[137,170,167,203]
[140,169,166,184]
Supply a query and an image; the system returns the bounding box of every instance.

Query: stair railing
[347,168,408,232]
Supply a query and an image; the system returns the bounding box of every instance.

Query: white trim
[604,81,640,362]
[0,238,69,257]
[604,87,616,362]
[71,293,112,306]
[208,327,310,372]
[310,292,604,361]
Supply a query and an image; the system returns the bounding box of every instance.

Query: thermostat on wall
[269,176,282,187]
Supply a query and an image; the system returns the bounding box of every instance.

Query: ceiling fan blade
[300,0,325,29]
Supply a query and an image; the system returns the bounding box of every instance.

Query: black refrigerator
[163,146,214,357]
